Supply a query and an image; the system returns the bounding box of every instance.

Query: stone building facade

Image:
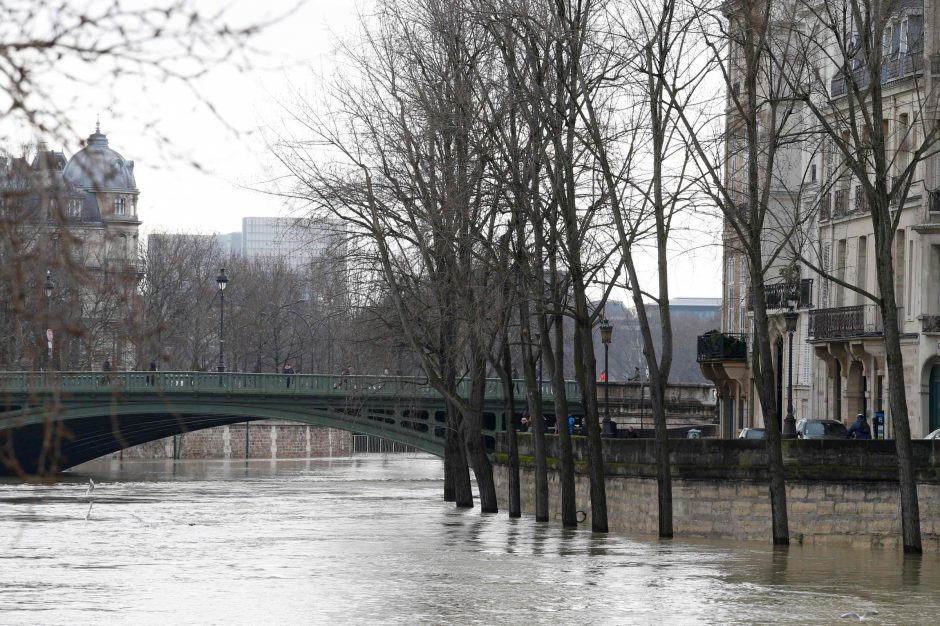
[1,124,142,369]
[700,1,940,439]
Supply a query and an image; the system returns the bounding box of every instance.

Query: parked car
[796,419,848,440]
[738,428,766,440]
[926,428,940,440]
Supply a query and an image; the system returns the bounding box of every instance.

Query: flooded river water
[0,454,937,624]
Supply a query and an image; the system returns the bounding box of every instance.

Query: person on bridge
[101,357,112,384]
[600,370,607,382]
[629,367,640,381]
[147,360,157,386]
[283,363,295,388]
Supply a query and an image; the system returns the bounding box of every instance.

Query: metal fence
[352,434,417,454]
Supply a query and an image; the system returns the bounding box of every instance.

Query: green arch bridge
[0,371,583,475]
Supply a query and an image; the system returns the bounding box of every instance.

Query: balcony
[808,305,884,340]
[697,332,747,362]
[748,278,814,311]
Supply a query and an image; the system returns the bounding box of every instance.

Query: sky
[16,0,722,301]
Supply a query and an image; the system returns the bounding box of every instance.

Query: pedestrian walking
[847,413,872,440]
[101,357,112,384]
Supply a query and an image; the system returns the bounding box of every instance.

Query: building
[669,298,722,322]
[699,1,940,438]
[223,216,340,269]
[0,125,142,369]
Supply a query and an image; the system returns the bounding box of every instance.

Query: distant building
[216,231,242,256]
[239,217,339,269]
[668,298,722,322]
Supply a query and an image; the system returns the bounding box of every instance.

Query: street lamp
[216,268,228,373]
[600,317,613,436]
[44,270,54,369]
[782,303,799,438]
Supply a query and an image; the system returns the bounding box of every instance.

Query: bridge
[0,371,583,474]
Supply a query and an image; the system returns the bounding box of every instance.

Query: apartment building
[699,0,940,438]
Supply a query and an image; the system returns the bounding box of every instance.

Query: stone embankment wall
[493,436,940,550]
[112,421,352,460]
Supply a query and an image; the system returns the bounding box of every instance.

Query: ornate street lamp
[782,303,799,438]
[44,270,54,369]
[600,317,613,436]
[216,268,228,373]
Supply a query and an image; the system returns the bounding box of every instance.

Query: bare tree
[769,0,940,553]
[664,0,819,544]
[578,0,707,538]
[273,0,516,511]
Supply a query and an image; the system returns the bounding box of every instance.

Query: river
[0,454,937,625]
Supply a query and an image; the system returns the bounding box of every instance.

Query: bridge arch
[0,372,581,474]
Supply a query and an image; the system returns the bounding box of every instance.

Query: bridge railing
[0,371,583,402]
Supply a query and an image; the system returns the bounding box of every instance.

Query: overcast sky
[24,0,722,300]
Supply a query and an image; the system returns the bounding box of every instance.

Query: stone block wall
[110,421,352,460]
[494,435,940,550]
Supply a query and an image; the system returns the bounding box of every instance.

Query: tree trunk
[750,270,790,544]
[544,275,576,527]
[464,347,497,513]
[874,230,922,553]
[501,339,521,518]
[519,299,549,522]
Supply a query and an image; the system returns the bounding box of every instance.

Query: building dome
[63,127,137,192]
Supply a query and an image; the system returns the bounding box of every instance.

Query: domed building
[0,125,143,370]
[61,125,142,265]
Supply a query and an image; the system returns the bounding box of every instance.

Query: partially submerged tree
[772,0,940,553]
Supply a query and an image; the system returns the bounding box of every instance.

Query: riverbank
[493,435,940,551]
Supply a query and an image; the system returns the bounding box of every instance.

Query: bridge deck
[0,372,583,475]
[0,371,582,401]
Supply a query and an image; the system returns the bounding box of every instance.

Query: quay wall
[111,421,352,460]
[493,435,940,551]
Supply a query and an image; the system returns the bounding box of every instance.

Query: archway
[929,364,940,433]
[845,361,865,420]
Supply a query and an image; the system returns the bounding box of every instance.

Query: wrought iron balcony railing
[747,278,814,311]
[697,332,747,362]
[808,305,889,340]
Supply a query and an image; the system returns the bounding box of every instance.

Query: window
[68,199,82,217]
[811,163,817,182]
[883,23,893,56]
[857,236,867,303]
[114,197,126,216]
[907,239,914,315]
[895,229,906,305]
[854,184,864,211]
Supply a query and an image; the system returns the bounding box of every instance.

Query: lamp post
[600,317,613,436]
[782,303,799,438]
[216,268,228,373]
[44,270,54,370]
